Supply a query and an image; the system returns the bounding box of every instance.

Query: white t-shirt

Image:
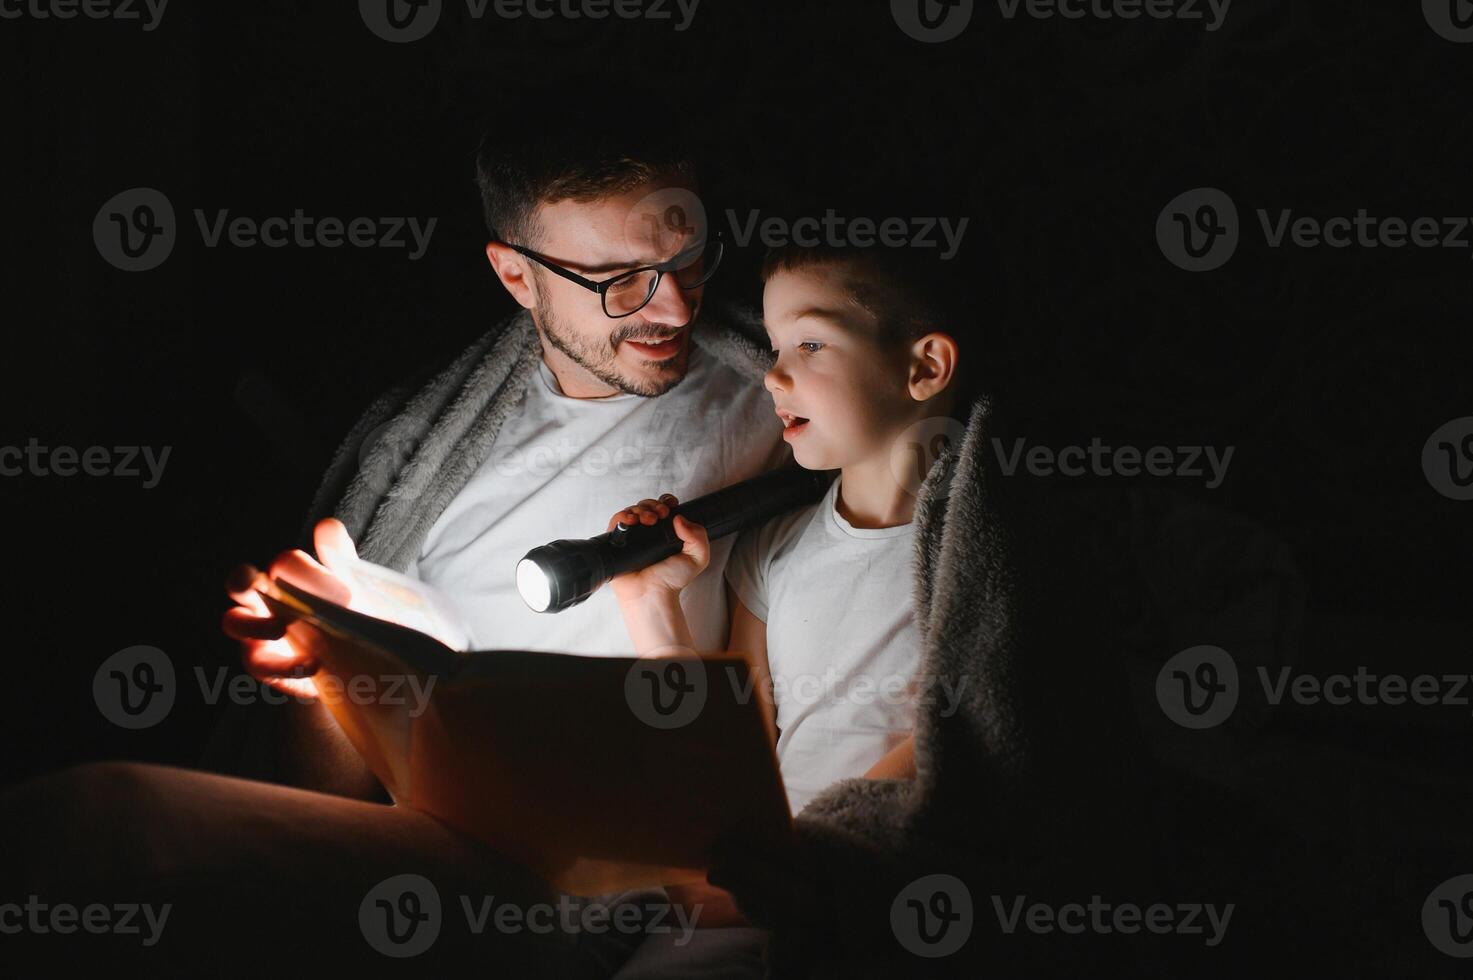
[724,475,921,813]
[411,342,787,655]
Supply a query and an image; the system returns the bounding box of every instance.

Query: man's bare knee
[0,762,177,892]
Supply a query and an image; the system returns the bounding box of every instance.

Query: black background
[1,0,1469,966]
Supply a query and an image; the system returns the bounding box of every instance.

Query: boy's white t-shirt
[410,342,787,655]
[724,474,920,813]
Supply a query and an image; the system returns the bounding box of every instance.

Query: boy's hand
[606,493,710,602]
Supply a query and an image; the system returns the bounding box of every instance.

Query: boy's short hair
[474,128,695,248]
[760,243,964,346]
[760,242,981,417]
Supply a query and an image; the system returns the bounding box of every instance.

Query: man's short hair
[475,129,696,248]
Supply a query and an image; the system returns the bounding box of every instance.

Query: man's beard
[535,297,693,398]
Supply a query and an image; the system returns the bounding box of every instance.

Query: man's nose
[642,271,698,328]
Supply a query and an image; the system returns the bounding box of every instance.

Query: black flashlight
[516,464,835,613]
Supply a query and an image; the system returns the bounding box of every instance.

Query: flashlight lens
[517,557,554,613]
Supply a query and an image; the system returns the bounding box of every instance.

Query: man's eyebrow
[560,256,644,276]
[561,242,699,277]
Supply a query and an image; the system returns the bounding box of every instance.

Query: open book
[256,558,792,896]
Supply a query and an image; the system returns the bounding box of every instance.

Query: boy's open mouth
[776,408,810,438]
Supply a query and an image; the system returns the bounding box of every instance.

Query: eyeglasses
[504,233,724,319]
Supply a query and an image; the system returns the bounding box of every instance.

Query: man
[0,130,785,975]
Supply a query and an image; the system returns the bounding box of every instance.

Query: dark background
[1,0,1468,964]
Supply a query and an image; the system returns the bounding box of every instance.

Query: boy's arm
[862,735,916,779]
[617,586,699,657]
[726,583,777,744]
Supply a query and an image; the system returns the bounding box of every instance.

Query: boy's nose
[763,363,789,394]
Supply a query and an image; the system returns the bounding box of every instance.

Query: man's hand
[222,518,360,699]
[605,493,710,603]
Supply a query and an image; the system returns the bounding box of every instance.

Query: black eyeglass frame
[501,233,724,319]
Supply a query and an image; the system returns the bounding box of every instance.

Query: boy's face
[761,264,919,471]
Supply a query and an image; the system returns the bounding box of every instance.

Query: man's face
[520,178,708,397]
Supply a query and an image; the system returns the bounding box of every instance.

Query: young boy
[607,243,967,817]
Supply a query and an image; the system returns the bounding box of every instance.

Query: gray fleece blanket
[225,303,1363,976]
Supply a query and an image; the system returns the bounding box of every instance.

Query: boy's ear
[485,242,537,310]
[907,331,960,404]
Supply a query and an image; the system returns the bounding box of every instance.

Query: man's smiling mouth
[623,328,686,360]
